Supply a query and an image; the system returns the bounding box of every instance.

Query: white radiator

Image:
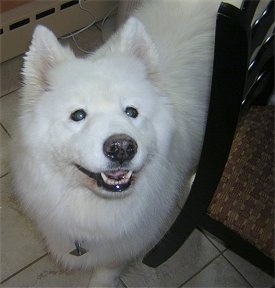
[0,0,117,63]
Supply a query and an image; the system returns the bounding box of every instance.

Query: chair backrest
[143,0,274,268]
[242,0,274,107]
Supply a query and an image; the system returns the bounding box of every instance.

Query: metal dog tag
[70,241,88,256]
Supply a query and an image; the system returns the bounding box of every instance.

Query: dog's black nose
[103,134,138,164]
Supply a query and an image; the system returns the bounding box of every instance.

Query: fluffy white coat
[12,0,242,286]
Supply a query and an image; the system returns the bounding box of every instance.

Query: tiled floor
[0,18,274,288]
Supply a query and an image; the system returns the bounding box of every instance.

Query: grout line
[0,86,22,99]
[0,253,48,285]
[221,252,254,288]
[0,172,9,179]
[178,253,222,287]
[0,122,11,138]
[119,278,128,288]
[199,228,227,253]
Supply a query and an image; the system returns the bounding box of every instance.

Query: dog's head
[20,18,175,199]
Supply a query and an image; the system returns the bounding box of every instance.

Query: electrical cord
[59,0,118,54]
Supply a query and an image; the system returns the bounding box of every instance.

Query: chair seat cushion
[208,106,274,259]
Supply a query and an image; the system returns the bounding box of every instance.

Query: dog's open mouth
[76,164,133,192]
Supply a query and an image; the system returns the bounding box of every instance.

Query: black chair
[143,0,274,277]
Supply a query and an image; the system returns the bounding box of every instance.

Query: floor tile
[201,229,227,252]
[0,55,23,97]
[223,250,274,288]
[0,174,46,282]
[1,255,91,287]
[121,229,221,287]
[0,90,20,137]
[181,254,251,287]
[0,126,11,177]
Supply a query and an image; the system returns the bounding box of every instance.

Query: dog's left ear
[117,17,159,75]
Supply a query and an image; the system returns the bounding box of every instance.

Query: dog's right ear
[22,25,74,91]
[115,17,159,77]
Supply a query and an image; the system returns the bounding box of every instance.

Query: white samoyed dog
[11,0,242,286]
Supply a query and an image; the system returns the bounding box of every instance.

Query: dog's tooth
[107,178,113,185]
[126,171,132,179]
[101,173,108,183]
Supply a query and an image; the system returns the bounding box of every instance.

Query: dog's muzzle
[76,134,137,193]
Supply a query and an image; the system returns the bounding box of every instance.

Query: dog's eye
[70,109,87,122]
[125,106,138,118]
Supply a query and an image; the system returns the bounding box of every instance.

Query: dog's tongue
[99,170,133,192]
[104,170,128,180]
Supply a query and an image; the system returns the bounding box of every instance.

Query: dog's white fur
[11,0,243,286]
